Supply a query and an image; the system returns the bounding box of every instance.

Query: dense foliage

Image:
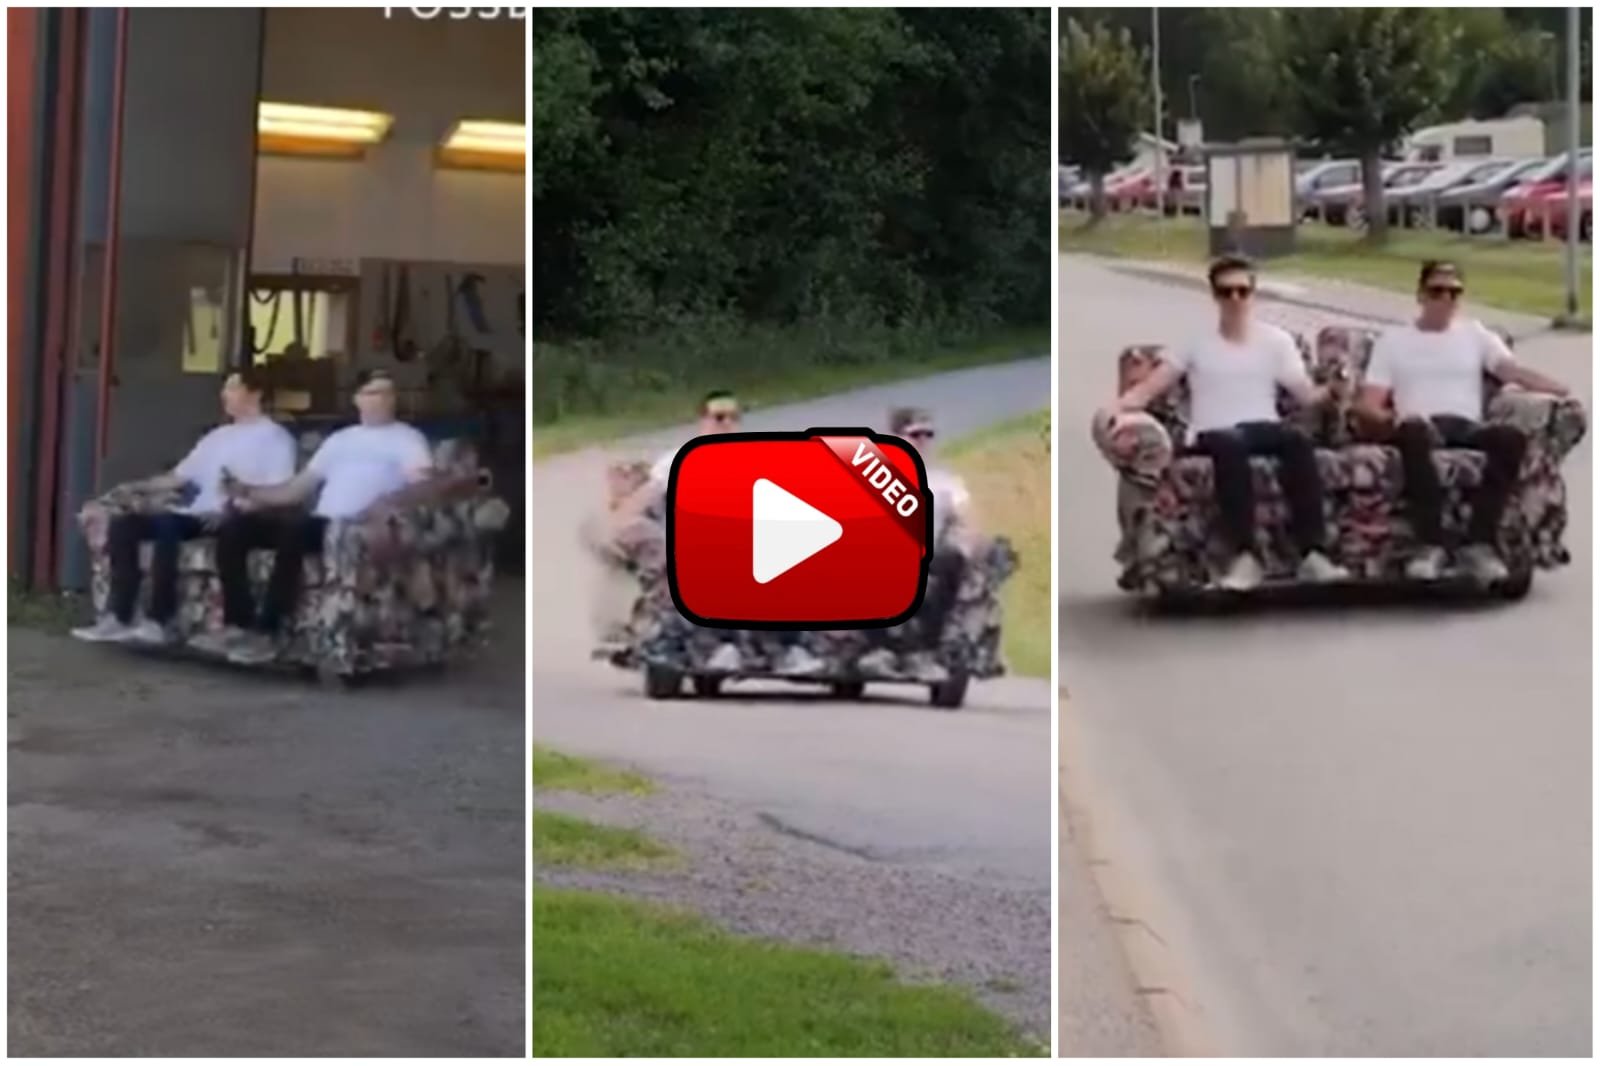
[1059,18,1149,219]
[532,8,1050,350]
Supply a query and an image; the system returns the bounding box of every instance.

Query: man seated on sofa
[858,405,975,681]
[1111,254,1349,592]
[1354,260,1570,584]
[196,368,437,664]
[72,366,296,645]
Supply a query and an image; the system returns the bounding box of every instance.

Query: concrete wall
[253,8,525,271]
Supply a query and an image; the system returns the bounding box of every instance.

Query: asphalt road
[530,362,1062,1031]
[1058,254,1592,1056]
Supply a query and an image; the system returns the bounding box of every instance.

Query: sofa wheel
[831,681,866,700]
[691,674,723,698]
[1496,569,1534,602]
[644,664,683,700]
[929,674,969,710]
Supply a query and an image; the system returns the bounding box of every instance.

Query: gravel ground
[534,780,1051,1041]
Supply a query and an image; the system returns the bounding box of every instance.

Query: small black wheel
[1496,569,1534,602]
[644,664,683,700]
[692,674,723,698]
[929,674,969,710]
[830,681,866,700]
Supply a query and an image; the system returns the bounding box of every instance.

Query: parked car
[1104,167,1154,211]
[1309,162,1440,227]
[1286,157,1363,216]
[1389,159,1525,227]
[1058,165,1080,203]
[1511,153,1593,238]
[1545,179,1593,242]
[1435,157,1548,232]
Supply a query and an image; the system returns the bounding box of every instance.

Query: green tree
[1059,17,1149,219]
[1281,9,1458,242]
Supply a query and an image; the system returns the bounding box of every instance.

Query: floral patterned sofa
[1091,324,1587,600]
[77,428,510,680]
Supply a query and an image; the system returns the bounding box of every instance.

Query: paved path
[1058,254,1592,1056]
[530,361,1063,1034]
[9,587,527,1057]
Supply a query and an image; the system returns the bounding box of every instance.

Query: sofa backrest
[1115,330,1335,446]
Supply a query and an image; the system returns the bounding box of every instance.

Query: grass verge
[7,581,83,632]
[1060,211,1592,320]
[531,885,1042,1057]
[532,325,1048,457]
[533,746,654,796]
[946,409,1051,678]
[532,811,676,871]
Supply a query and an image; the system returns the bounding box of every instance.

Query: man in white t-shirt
[858,406,976,682]
[72,367,296,645]
[202,369,436,664]
[1111,254,1349,591]
[1355,260,1570,584]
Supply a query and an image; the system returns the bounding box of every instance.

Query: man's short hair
[700,389,738,413]
[231,364,270,396]
[889,406,934,434]
[355,368,396,389]
[1417,259,1464,288]
[1207,254,1256,287]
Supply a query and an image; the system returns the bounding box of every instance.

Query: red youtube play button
[666,429,932,628]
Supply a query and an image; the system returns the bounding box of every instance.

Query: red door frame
[7,8,38,578]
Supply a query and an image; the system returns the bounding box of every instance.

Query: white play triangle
[751,477,843,584]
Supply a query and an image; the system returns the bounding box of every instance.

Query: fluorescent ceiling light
[441,120,525,156]
[438,119,525,172]
[258,102,393,157]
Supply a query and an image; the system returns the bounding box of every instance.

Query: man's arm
[1481,329,1570,397]
[235,469,324,509]
[1115,360,1183,412]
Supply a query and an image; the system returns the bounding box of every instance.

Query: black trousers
[107,512,209,624]
[1394,415,1528,547]
[867,547,967,650]
[1187,421,1327,556]
[216,512,328,634]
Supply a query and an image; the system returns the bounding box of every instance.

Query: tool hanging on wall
[390,263,419,362]
[249,288,285,356]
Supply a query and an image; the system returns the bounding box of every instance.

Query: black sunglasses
[905,427,937,440]
[707,410,742,423]
[1424,285,1464,300]
[1212,284,1254,300]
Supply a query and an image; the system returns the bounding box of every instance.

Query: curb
[1059,686,1219,1058]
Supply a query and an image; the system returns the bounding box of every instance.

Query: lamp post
[1151,7,1164,218]
[1561,5,1580,324]
[1188,73,1201,121]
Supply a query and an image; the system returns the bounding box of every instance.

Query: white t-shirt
[307,422,434,518]
[1165,324,1310,439]
[173,417,297,514]
[648,448,677,486]
[926,467,971,539]
[1365,319,1512,421]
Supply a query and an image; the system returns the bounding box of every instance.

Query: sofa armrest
[1091,409,1174,484]
[1486,389,1588,462]
[77,481,188,552]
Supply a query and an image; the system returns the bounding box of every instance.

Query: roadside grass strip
[947,409,1052,678]
[532,811,677,871]
[532,745,654,796]
[531,885,1044,1057]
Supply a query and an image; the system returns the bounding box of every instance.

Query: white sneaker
[1297,550,1350,584]
[126,619,174,646]
[1460,544,1510,586]
[1404,546,1447,582]
[856,648,898,678]
[1216,552,1264,592]
[70,615,135,643]
[189,626,246,657]
[776,645,826,677]
[704,643,743,674]
[225,633,278,666]
[903,651,950,683]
